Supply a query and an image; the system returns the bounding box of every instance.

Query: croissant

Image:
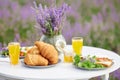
[35,41,58,64]
[27,46,40,55]
[24,54,48,66]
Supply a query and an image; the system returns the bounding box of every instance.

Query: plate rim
[73,62,114,71]
[73,64,106,71]
[21,59,61,68]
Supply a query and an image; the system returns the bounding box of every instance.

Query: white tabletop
[0,45,120,80]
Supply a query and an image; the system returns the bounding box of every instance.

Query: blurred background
[0,0,120,80]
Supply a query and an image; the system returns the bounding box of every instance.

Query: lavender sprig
[33,2,69,37]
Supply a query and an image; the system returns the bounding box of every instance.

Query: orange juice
[63,48,73,63]
[64,55,73,63]
[8,42,20,65]
[72,37,83,55]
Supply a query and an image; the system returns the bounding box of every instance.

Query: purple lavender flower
[0,47,8,52]
[113,70,120,79]
[0,43,2,50]
[14,33,20,42]
[32,2,69,37]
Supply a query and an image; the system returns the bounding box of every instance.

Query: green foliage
[5,29,14,43]
[18,22,34,41]
[78,3,92,22]
[89,30,100,47]
[0,0,120,57]
[91,7,101,14]
[73,55,80,65]
[0,49,9,57]
[106,7,111,13]
[56,0,59,4]
[113,23,120,45]
[0,19,3,23]
[114,0,120,12]
[18,0,26,6]
[82,15,92,22]
[102,38,112,50]
[19,27,28,40]
[73,55,105,69]
[0,35,3,43]
[67,16,76,24]
[84,23,120,54]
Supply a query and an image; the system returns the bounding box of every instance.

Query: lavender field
[0,0,120,80]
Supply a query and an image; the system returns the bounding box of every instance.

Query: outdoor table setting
[0,1,120,80]
[0,37,120,80]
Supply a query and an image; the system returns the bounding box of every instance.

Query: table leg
[101,74,109,80]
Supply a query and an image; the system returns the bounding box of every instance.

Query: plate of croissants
[21,59,61,68]
[21,41,60,68]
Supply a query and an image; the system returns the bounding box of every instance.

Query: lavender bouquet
[33,2,69,37]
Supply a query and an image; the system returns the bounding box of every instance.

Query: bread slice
[96,57,113,67]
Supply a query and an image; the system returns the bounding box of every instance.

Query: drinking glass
[72,37,83,56]
[8,42,20,65]
[64,48,73,63]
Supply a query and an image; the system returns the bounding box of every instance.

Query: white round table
[0,45,120,80]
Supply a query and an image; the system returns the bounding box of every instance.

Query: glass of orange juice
[72,37,83,56]
[63,48,73,63]
[8,42,20,65]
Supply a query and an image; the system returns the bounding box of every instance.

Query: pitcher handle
[55,39,66,53]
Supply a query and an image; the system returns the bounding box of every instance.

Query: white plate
[21,59,61,68]
[73,62,114,71]
[19,56,25,59]
[73,65,106,71]
[73,55,114,71]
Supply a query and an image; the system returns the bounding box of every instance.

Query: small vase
[40,34,66,53]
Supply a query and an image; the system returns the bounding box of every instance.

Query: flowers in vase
[33,2,69,37]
